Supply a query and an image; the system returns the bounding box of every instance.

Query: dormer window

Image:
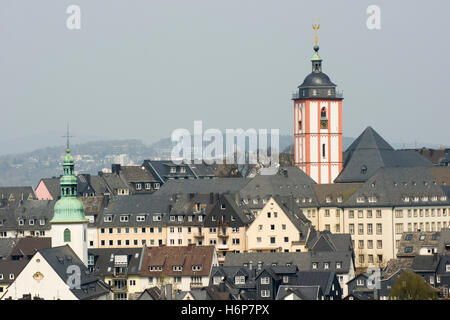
[29,219,34,226]
[368,196,377,203]
[221,204,226,210]
[173,265,183,271]
[180,167,186,173]
[136,216,145,222]
[135,183,142,190]
[104,215,113,222]
[120,216,129,222]
[18,219,24,226]
[234,276,245,284]
[312,262,318,269]
[360,165,367,175]
[154,183,160,190]
[170,167,176,173]
[145,183,151,190]
[325,196,332,203]
[170,216,175,222]
[356,197,365,203]
[192,265,202,271]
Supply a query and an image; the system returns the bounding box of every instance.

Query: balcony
[190,282,204,289]
[217,231,229,238]
[217,244,229,250]
[112,285,127,293]
[194,232,204,238]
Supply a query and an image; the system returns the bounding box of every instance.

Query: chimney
[248,261,253,270]
[111,164,121,174]
[219,280,226,292]
[160,285,166,300]
[166,283,173,300]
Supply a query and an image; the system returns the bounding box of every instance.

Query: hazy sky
[1,0,449,150]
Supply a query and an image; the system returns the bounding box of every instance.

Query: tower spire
[61,124,75,151]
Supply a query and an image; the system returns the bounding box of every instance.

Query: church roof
[335,127,432,183]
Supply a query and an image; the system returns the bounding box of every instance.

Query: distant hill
[0,133,443,187]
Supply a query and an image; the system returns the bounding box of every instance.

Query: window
[283,276,289,283]
[360,165,367,175]
[312,262,318,269]
[349,210,354,218]
[136,216,145,222]
[376,210,382,218]
[349,224,355,235]
[145,183,151,190]
[336,262,342,269]
[154,183,160,190]
[270,237,276,244]
[235,276,245,284]
[261,290,270,298]
[261,277,270,284]
[367,224,373,235]
[404,247,413,253]
[322,144,326,158]
[29,219,34,226]
[324,262,330,269]
[376,223,382,235]
[377,240,383,249]
[104,216,112,222]
[173,265,183,271]
[136,183,142,190]
[358,224,364,235]
[18,219,24,226]
[120,216,129,222]
[64,228,71,242]
[356,279,364,286]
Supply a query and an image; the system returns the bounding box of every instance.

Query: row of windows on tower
[298,107,328,131]
[61,187,76,196]
[300,89,335,97]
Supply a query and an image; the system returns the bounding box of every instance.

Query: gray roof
[295,271,337,296]
[100,173,129,195]
[0,259,28,284]
[0,200,55,232]
[224,250,353,274]
[276,285,322,300]
[156,177,251,196]
[0,187,36,201]
[98,194,174,228]
[143,160,215,183]
[336,127,432,183]
[343,166,449,207]
[38,245,110,300]
[38,178,61,199]
[238,167,318,209]
[438,228,450,255]
[174,289,208,300]
[0,238,19,260]
[88,247,144,276]
[411,254,440,272]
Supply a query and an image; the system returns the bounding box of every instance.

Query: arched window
[321,107,327,118]
[64,228,71,242]
[361,165,367,174]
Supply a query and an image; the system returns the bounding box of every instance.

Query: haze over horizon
[1,1,449,152]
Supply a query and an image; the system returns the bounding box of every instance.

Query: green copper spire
[50,130,88,224]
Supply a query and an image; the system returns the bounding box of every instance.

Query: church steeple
[311,24,322,73]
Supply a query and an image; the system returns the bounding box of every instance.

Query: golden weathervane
[312,24,320,46]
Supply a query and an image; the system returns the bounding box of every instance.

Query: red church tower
[293,25,343,184]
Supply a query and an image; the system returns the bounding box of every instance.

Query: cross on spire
[61,124,75,150]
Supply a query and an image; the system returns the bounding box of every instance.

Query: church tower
[50,140,89,266]
[293,25,343,184]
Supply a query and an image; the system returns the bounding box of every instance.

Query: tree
[389,271,438,300]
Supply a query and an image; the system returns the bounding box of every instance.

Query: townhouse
[140,245,218,292]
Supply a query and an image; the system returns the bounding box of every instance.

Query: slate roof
[0,187,36,201]
[143,160,215,183]
[411,254,440,272]
[140,245,216,277]
[306,230,353,253]
[118,165,157,183]
[88,247,144,276]
[0,259,28,284]
[10,237,51,258]
[0,200,55,232]
[100,173,129,195]
[0,238,19,260]
[438,228,450,255]
[396,231,439,258]
[224,250,353,274]
[312,183,361,206]
[98,194,174,228]
[430,167,450,186]
[436,255,450,274]
[38,245,110,300]
[336,127,432,183]
[174,289,208,300]
[295,271,337,296]
[156,178,251,196]
[137,286,163,300]
[38,178,61,199]
[238,167,318,209]
[275,285,322,300]
[342,166,449,207]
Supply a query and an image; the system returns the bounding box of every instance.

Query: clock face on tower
[320,120,328,129]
